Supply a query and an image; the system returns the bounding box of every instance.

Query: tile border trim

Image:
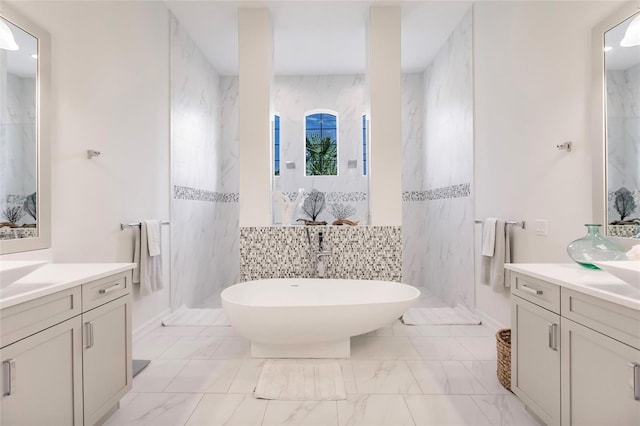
[173,185,239,203]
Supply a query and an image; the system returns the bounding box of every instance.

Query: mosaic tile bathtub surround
[240,226,402,282]
[173,185,239,203]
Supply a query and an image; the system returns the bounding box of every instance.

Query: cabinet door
[512,295,561,425]
[82,294,132,425]
[0,316,83,426]
[561,317,640,426]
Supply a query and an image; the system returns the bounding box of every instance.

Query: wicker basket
[496,328,511,391]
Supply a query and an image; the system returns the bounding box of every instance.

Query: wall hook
[556,141,572,152]
[87,149,101,159]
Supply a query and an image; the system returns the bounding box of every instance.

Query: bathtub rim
[220,278,421,308]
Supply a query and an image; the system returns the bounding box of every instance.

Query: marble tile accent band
[173,185,239,203]
[283,191,368,203]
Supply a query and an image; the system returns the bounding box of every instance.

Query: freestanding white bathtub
[221,278,420,358]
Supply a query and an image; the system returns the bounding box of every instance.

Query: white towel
[132,221,163,295]
[145,220,161,257]
[481,220,511,288]
[481,218,497,256]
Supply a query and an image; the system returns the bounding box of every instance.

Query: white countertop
[506,263,640,311]
[0,263,136,309]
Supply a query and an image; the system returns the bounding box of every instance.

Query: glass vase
[566,224,626,269]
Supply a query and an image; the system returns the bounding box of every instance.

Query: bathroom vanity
[0,263,135,426]
[507,263,640,425]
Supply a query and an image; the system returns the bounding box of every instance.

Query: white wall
[473,1,625,326]
[368,6,402,226]
[5,1,171,330]
[238,8,273,227]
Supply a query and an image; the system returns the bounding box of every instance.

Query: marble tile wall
[401,73,426,288]
[421,10,474,308]
[606,64,640,222]
[240,226,402,283]
[170,15,239,309]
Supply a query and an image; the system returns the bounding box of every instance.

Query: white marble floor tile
[145,326,205,337]
[472,394,542,426]
[338,360,358,394]
[199,325,239,337]
[351,360,421,394]
[410,337,475,361]
[164,359,243,393]
[131,360,188,393]
[415,325,453,337]
[449,325,497,337]
[229,358,269,393]
[456,337,497,360]
[404,395,492,426]
[212,336,251,359]
[337,394,415,426]
[391,320,423,337]
[351,336,421,360]
[159,335,225,359]
[103,392,202,426]
[262,401,338,426]
[133,335,181,359]
[185,394,267,426]
[461,360,510,395]
[406,360,487,394]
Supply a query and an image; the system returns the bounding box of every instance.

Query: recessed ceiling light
[604,46,613,52]
[31,54,37,59]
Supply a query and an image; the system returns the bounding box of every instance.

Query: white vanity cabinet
[0,266,133,426]
[81,272,133,425]
[0,316,83,425]
[560,288,640,426]
[511,274,561,425]
[509,265,640,426]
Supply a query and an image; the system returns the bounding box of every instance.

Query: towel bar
[474,219,525,229]
[120,221,170,230]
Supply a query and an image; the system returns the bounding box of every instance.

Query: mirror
[270,4,369,226]
[604,11,640,238]
[0,4,50,254]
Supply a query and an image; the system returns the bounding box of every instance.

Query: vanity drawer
[561,288,640,350]
[0,287,81,348]
[511,273,560,314]
[82,271,130,312]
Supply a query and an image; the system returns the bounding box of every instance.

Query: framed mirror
[592,2,640,242]
[0,4,50,254]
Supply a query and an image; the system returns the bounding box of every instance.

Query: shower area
[167,2,476,315]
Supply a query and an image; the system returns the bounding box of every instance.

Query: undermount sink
[0,261,48,289]
[592,260,640,290]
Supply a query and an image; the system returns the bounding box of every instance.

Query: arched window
[274,114,280,176]
[305,111,338,176]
